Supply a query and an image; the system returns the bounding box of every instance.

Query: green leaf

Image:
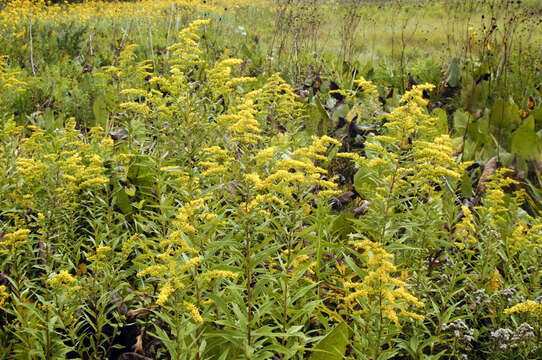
[127,155,155,189]
[511,116,540,159]
[240,43,253,60]
[453,110,469,137]
[377,349,399,360]
[43,108,55,131]
[324,144,339,168]
[460,171,474,198]
[115,187,132,215]
[330,211,354,239]
[462,138,477,161]
[432,108,448,135]
[532,107,542,130]
[445,58,461,88]
[490,98,521,134]
[469,110,490,145]
[331,103,349,123]
[353,168,365,195]
[308,322,351,360]
[92,95,108,127]
[314,96,330,136]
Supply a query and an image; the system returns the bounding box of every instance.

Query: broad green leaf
[469,110,490,145]
[92,95,108,127]
[462,138,477,161]
[532,108,542,130]
[511,116,540,159]
[331,103,349,123]
[330,211,354,239]
[308,322,351,360]
[315,96,330,136]
[43,107,55,131]
[127,155,155,189]
[432,108,448,135]
[460,171,474,198]
[490,98,521,134]
[453,110,469,137]
[445,58,461,88]
[115,187,132,215]
[353,168,365,195]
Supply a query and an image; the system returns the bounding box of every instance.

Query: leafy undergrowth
[0,12,541,360]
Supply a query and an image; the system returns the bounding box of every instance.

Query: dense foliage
[0,1,541,359]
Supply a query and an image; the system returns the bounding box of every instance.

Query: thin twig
[148,17,156,70]
[29,16,36,76]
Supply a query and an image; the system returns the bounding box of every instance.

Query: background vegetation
[0,0,541,359]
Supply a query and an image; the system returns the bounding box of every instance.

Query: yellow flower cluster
[0,56,27,95]
[0,285,9,308]
[159,231,197,255]
[168,19,211,71]
[207,58,256,98]
[270,136,341,198]
[287,254,316,279]
[131,17,343,333]
[0,1,257,29]
[88,246,113,265]
[200,146,233,178]
[413,135,461,188]
[173,197,213,235]
[201,270,239,282]
[354,76,378,96]
[184,301,204,323]
[47,270,80,293]
[455,205,477,250]
[257,73,304,122]
[384,84,436,147]
[481,168,521,228]
[486,269,502,293]
[343,240,424,327]
[156,282,174,306]
[343,82,463,212]
[15,119,112,210]
[221,101,263,145]
[508,220,542,255]
[119,102,151,116]
[504,300,542,317]
[138,253,201,306]
[107,44,154,96]
[0,229,30,253]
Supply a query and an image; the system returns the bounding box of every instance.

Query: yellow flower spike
[119,102,151,115]
[354,76,378,95]
[184,302,203,323]
[201,270,239,282]
[504,301,542,317]
[254,146,277,163]
[0,285,10,308]
[180,257,202,274]
[47,270,77,290]
[336,152,362,162]
[1,229,30,253]
[244,173,264,188]
[121,88,148,97]
[487,269,502,293]
[88,246,113,264]
[137,264,168,279]
[157,281,174,306]
[344,240,423,325]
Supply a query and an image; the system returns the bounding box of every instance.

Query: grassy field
[0,1,541,359]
